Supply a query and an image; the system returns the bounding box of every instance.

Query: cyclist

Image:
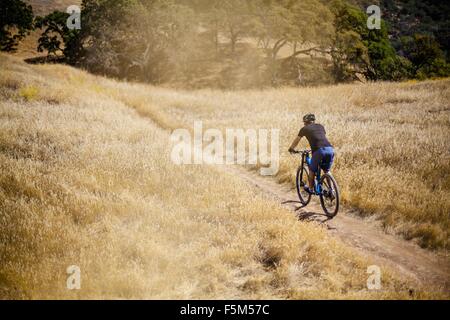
[288,114,335,194]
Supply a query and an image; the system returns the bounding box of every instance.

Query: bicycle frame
[295,149,339,217]
[303,152,322,195]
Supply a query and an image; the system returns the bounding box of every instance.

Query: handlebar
[290,150,311,155]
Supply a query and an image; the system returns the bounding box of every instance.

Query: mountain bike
[291,150,340,218]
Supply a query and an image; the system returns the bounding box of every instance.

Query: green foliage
[351,0,450,79]
[77,0,198,82]
[37,0,335,86]
[28,0,450,87]
[383,0,449,58]
[0,0,34,52]
[35,11,80,60]
[330,1,369,81]
[401,34,450,79]
[185,0,335,85]
[365,34,409,81]
[330,0,411,82]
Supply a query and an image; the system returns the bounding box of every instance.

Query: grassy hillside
[110,78,450,250]
[25,0,78,15]
[0,53,440,299]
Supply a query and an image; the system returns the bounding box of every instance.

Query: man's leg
[308,150,322,191]
[320,147,335,173]
[308,171,315,190]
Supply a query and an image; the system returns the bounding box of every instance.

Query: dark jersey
[298,123,332,152]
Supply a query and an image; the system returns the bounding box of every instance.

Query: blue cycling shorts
[309,147,335,173]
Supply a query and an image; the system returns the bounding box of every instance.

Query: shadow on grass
[281,200,336,229]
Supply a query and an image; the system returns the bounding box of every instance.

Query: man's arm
[288,136,302,153]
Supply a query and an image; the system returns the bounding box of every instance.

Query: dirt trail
[128,101,449,293]
[224,165,450,292]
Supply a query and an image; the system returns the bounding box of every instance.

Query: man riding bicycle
[288,114,335,194]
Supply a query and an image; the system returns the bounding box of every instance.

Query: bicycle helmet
[303,113,316,122]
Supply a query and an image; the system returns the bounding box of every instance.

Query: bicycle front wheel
[319,173,340,218]
[296,165,311,205]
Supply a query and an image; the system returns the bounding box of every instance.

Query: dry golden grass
[26,0,80,15]
[110,80,450,250]
[0,54,445,299]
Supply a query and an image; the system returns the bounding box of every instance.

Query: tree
[35,11,80,59]
[329,0,411,82]
[198,0,257,55]
[252,0,334,84]
[331,30,370,82]
[74,0,196,82]
[402,34,450,79]
[0,0,34,52]
[330,1,369,81]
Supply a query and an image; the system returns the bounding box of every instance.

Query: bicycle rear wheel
[296,165,311,205]
[319,173,340,217]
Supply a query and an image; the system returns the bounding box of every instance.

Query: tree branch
[290,46,331,58]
